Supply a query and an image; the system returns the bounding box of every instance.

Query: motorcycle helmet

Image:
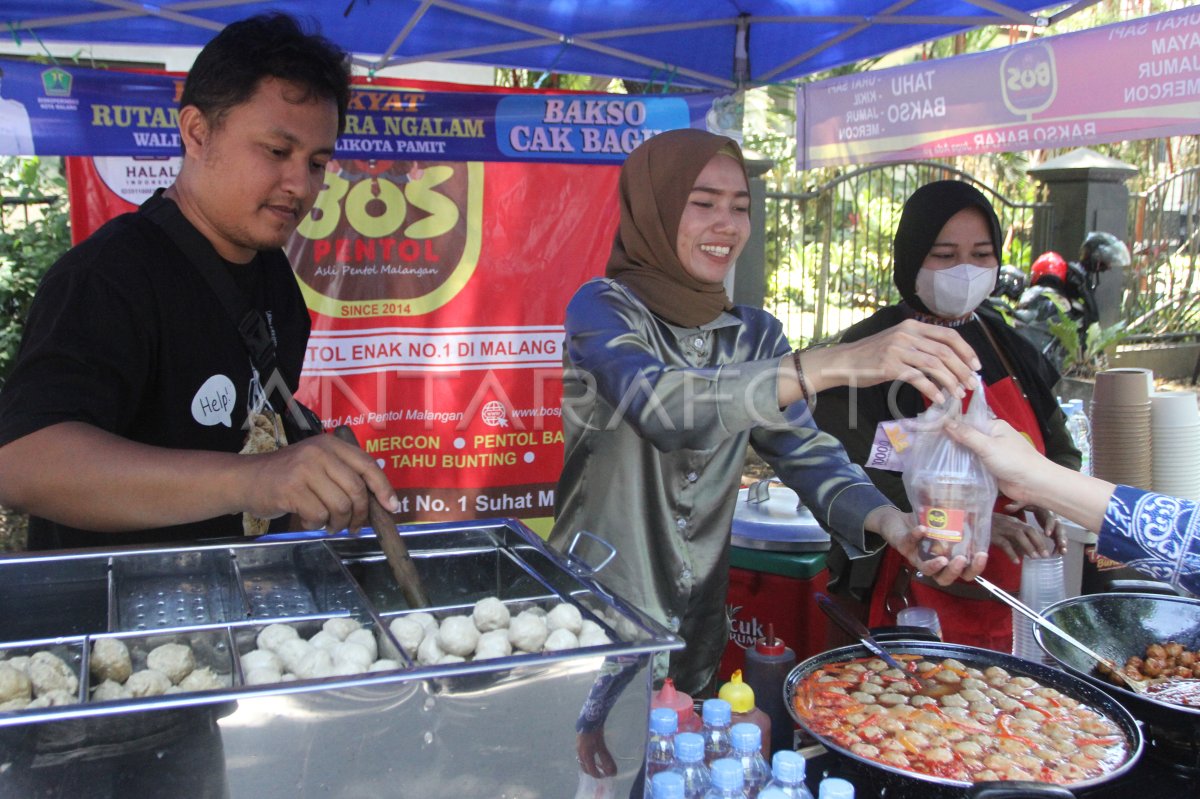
[1030,251,1068,288]
[1079,231,1131,274]
[993,265,1028,301]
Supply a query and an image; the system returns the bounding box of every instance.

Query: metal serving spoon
[973,576,1146,694]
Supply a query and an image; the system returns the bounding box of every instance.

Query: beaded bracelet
[792,349,811,404]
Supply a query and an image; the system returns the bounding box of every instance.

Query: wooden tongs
[333,425,430,609]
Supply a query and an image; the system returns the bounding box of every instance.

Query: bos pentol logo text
[494,96,692,160]
[1000,41,1058,117]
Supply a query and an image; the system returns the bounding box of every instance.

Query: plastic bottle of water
[730,722,771,797]
[702,758,746,799]
[651,770,686,799]
[1066,398,1092,475]
[646,706,679,787]
[700,698,733,766]
[816,777,855,799]
[670,732,711,799]
[763,750,814,799]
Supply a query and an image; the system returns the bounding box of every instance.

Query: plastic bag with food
[902,379,997,561]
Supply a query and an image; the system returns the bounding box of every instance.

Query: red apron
[868,376,1047,652]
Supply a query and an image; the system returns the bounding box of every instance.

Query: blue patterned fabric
[1098,485,1200,596]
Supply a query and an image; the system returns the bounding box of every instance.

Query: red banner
[66,155,618,533]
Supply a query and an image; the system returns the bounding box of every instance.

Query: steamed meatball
[28,652,78,697]
[474,630,513,660]
[0,663,32,704]
[345,629,378,661]
[543,628,580,652]
[389,617,426,654]
[240,649,283,675]
[90,679,130,702]
[179,667,226,692]
[257,624,300,653]
[508,612,549,653]
[417,634,444,666]
[472,597,511,632]
[125,669,172,698]
[547,604,583,636]
[90,638,133,685]
[322,617,362,642]
[438,616,480,658]
[146,643,195,685]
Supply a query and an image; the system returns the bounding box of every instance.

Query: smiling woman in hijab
[813,180,1082,652]
[548,132,985,701]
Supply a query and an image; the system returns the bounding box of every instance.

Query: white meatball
[90,638,133,685]
[474,630,513,660]
[5,656,30,674]
[368,659,401,672]
[28,651,78,697]
[508,612,549,653]
[322,617,362,642]
[257,624,300,653]
[417,634,444,665]
[179,666,226,692]
[240,649,283,674]
[125,669,171,698]
[244,667,282,686]
[389,617,426,654]
[543,628,580,652]
[90,679,129,702]
[437,616,480,657]
[307,631,342,652]
[546,604,583,635]
[407,612,439,634]
[331,642,373,673]
[345,629,378,661]
[146,643,195,685]
[275,639,314,674]
[293,649,334,680]
[0,663,32,703]
[578,627,612,647]
[28,689,78,707]
[438,654,466,664]
[472,597,511,632]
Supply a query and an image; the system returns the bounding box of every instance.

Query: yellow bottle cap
[718,669,755,713]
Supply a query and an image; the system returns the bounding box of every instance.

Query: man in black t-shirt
[0,14,398,550]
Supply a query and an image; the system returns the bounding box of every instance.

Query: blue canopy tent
[4,1,1098,88]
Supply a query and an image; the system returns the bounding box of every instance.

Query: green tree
[0,156,70,385]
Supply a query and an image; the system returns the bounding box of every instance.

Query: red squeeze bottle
[652,678,702,733]
[743,624,797,755]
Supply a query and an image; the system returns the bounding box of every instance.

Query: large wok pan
[1035,592,1200,755]
[784,641,1143,797]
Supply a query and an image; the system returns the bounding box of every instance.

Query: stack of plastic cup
[1150,390,1200,500]
[896,606,943,640]
[1089,368,1154,490]
[1012,554,1065,666]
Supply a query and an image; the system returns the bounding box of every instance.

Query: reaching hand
[990,511,1055,564]
[238,434,399,533]
[867,505,988,586]
[805,319,981,404]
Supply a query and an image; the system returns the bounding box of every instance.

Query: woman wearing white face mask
[813,180,1082,652]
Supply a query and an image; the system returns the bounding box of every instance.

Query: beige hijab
[605,128,745,327]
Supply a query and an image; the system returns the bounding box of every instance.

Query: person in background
[813,180,1081,652]
[549,130,985,700]
[945,417,1199,596]
[0,13,397,549]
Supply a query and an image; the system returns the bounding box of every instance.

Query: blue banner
[0,58,739,163]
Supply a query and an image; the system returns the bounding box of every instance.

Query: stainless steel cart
[0,519,681,798]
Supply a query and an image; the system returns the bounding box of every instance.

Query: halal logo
[41,68,72,97]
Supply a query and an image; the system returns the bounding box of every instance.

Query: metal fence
[762,161,1052,346]
[1128,166,1200,337]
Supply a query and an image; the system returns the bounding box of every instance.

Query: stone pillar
[1027,148,1138,328]
[731,150,774,309]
